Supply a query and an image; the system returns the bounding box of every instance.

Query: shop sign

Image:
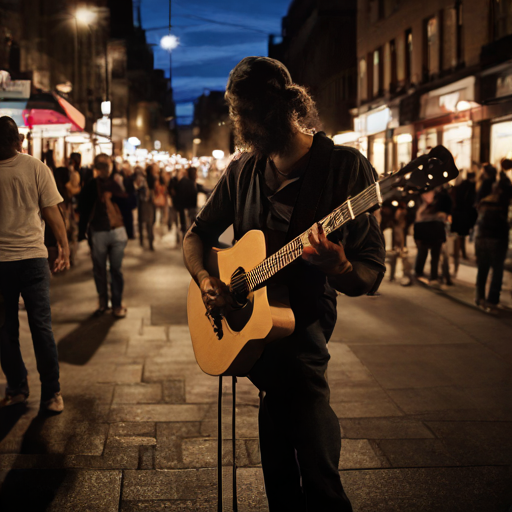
[0,80,31,99]
[95,117,111,137]
[496,73,512,98]
[366,108,390,135]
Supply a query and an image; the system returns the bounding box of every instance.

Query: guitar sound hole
[224,293,254,332]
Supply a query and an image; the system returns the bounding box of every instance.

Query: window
[390,39,397,91]
[491,0,512,41]
[396,35,405,83]
[443,2,463,70]
[373,48,383,98]
[359,57,367,102]
[423,16,439,81]
[405,29,413,85]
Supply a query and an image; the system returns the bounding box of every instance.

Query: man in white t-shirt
[0,116,70,413]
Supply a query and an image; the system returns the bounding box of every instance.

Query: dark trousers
[475,237,509,305]
[138,204,155,249]
[91,227,128,309]
[249,322,353,512]
[414,240,443,280]
[0,258,60,401]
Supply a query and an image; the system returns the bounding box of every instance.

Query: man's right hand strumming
[199,275,233,316]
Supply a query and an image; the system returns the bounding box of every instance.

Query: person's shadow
[57,313,116,365]
[0,411,70,511]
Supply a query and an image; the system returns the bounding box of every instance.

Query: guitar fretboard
[243,182,381,291]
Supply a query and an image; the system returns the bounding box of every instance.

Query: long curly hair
[225,57,321,158]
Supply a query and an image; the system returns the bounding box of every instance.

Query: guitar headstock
[379,145,459,196]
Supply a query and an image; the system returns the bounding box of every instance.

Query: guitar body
[187,230,295,376]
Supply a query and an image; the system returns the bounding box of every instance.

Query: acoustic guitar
[187,146,459,376]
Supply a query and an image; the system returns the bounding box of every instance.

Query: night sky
[140,0,292,122]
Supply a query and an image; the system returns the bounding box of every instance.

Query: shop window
[443,123,472,172]
[384,43,391,93]
[490,0,512,41]
[490,121,512,167]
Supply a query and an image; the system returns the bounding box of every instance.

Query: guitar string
[230,185,379,291]
[230,186,379,291]
[244,187,378,288]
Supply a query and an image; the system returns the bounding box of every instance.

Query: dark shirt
[191,132,386,338]
[78,177,125,238]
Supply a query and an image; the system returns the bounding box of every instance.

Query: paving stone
[181,438,250,468]
[342,466,511,512]
[332,400,404,418]
[329,386,390,403]
[138,445,155,470]
[108,436,156,447]
[122,469,217,501]
[64,423,109,455]
[120,499,216,512]
[386,386,479,414]
[339,417,435,439]
[126,339,168,358]
[163,379,186,403]
[339,439,389,469]
[425,421,512,465]
[200,405,259,438]
[109,422,156,438]
[109,404,209,422]
[113,383,162,404]
[157,422,203,439]
[155,435,182,469]
[375,439,460,467]
[98,364,143,384]
[0,469,121,511]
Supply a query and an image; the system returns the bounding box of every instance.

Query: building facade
[269,0,358,136]
[0,0,173,163]
[353,0,512,176]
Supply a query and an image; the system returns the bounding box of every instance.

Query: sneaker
[40,392,64,413]
[0,392,28,408]
[112,306,127,319]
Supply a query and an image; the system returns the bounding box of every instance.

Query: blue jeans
[0,258,60,401]
[91,227,128,309]
[475,237,509,305]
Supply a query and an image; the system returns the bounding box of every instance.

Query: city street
[0,234,511,512]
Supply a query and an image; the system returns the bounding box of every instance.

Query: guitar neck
[245,182,381,291]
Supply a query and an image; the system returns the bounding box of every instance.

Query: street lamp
[75,7,97,26]
[160,34,179,51]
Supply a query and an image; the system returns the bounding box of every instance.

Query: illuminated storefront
[490,121,512,166]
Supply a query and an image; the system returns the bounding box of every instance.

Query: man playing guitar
[183,57,386,511]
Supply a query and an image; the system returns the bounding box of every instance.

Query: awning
[22,93,85,131]
[0,100,27,126]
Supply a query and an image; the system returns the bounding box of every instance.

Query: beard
[230,108,296,159]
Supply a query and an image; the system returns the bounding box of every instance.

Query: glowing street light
[212,150,225,159]
[75,7,97,26]
[160,34,180,51]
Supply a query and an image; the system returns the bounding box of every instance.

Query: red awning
[23,93,85,131]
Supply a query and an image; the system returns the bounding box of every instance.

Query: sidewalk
[386,233,512,314]
[0,231,511,511]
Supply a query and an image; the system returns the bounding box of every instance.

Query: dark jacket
[191,132,386,335]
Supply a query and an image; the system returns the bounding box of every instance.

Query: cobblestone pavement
[0,232,511,511]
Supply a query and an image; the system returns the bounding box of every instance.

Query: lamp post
[159,0,180,153]
[73,7,97,105]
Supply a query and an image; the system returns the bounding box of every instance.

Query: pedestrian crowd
[381,156,512,313]
[0,116,211,414]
